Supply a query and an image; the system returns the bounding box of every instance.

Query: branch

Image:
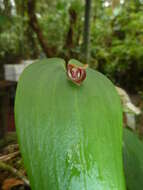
[0,160,29,186]
[83,0,92,63]
[0,151,20,162]
[27,0,56,57]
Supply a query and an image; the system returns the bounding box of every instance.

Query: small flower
[67,63,88,85]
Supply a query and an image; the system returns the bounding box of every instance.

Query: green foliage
[0,16,23,58]
[90,2,143,92]
[0,15,37,62]
[1,0,143,91]
[38,0,84,53]
[0,14,9,26]
[38,1,69,50]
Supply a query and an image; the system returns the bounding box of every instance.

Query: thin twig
[0,160,29,186]
[0,151,20,162]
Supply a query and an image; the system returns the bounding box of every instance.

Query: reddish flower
[67,63,88,85]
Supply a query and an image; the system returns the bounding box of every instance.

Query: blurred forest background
[0,0,143,93]
[1,1,143,189]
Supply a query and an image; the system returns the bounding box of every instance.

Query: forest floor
[0,133,30,190]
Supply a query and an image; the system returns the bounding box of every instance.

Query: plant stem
[83,0,92,64]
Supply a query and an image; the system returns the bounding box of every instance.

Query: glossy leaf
[15,58,125,190]
[123,128,143,190]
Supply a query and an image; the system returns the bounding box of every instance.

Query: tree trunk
[112,0,120,10]
[83,0,92,64]
[27,0,56,57]
[64,7,77,60]
[65,8,77,49]
[14,0,25,16]
[26,27,40,58]
[3,0,11,17]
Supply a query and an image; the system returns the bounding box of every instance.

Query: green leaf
[15,58,126,190]
[123,128,143,190]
